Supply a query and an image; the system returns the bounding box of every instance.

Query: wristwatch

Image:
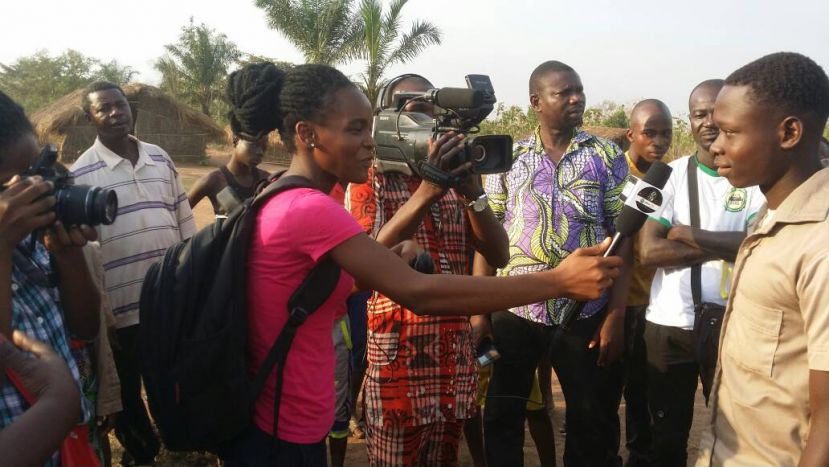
[467,193,488,213]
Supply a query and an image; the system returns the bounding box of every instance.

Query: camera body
[373,74,513,184]
[22,145,119,227]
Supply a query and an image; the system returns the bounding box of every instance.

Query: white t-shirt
[646,155,765,330]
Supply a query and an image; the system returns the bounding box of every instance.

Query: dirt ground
[108,159,709,466]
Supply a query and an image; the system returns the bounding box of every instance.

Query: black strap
[244,174,343,439]
[688,156,702,306]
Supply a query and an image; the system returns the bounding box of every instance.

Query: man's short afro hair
[725,52,829,125]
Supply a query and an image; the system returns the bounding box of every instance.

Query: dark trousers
[112,325,160,464]
[220,426,328,467]
[484,311,624,467]
[644,321,699,467]
[623,305,652,466]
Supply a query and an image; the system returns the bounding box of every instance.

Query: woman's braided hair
[226,62,355,151]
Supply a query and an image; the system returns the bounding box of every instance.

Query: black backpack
[138,174,341,453]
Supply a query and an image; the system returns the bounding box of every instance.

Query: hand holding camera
[42,221,98,255]
[550,237,623,301]
[0,175,58,252]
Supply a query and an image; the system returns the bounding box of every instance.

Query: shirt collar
[92,135,155,170]
[752,168,829,234]
[625,151,645,178]
[693,153,721,177]
[529,126,593,157]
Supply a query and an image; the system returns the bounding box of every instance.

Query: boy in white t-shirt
[638,79,764,467]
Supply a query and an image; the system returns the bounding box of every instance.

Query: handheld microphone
[550,160,673,347]
[602,160,673,258]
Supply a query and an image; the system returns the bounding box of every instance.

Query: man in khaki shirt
[696,52,829,466]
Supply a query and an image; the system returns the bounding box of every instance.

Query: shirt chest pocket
[723,299,782,377]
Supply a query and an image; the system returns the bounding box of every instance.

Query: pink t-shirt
[247,188,362,443]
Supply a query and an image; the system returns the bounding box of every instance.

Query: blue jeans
[219,426,327,467]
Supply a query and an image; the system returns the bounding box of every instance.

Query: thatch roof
[31,83,224,140]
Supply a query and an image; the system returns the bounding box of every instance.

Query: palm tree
[354,0,442,106]
[254,0,362,65]
[155,20,240,117]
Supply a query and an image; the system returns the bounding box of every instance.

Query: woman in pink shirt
[220,62,623,467]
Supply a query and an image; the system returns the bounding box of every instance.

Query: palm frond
[386,20,442,65]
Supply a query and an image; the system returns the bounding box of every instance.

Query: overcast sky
[2,0,827,119]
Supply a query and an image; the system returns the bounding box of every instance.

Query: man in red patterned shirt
[346,74,509,466]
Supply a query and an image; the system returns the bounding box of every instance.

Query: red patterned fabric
[364,417,464,467]
[346,168,477,429]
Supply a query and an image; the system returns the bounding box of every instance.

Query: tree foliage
[479,103,538,141]
[353,0,441,105]
[155,19,240,117]
[254,0,361,65]
[479,101,696,160]
[0,49,137,112]
[583,100,629,128]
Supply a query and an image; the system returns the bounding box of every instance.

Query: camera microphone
[426,87,483,109]
[550,160,673,349]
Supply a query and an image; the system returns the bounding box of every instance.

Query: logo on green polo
[725,188,747,212]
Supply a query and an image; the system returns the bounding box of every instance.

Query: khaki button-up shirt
[696,168,829,466]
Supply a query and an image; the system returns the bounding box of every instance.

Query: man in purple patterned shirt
[476,60,632,467]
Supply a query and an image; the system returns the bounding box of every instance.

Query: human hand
[417,132,471,199]
[588,309,625,366]
[0,176,56,252]
[455,173,484,202]
[553,238,622,301]
[667,225,697,248]
[0,331,79,404]
[43,221,97,255]
[470,314,493,348]
[390,240,422,266]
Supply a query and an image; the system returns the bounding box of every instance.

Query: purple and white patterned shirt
[485,127,627,325]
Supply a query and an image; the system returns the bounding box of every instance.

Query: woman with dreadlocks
[219,62,621,466]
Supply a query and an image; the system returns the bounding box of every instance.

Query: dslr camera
[373,74,513,187]
[21,145,119,227]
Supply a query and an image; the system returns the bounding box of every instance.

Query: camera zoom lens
[55,184,119,227]
[470,144,487,163]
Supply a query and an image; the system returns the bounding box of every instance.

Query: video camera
[373,74,513,187]
[21,144,119,227]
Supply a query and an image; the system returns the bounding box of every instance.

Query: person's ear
[530,93,541,112]
[295,121,316,150]
[778,116,803,150]
[626,128,635,144]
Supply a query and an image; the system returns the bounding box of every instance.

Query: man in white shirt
[638,79,764,467]
[71,81,196,465]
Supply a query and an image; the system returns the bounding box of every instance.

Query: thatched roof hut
[582,126,629,151]
[31,83,224,162]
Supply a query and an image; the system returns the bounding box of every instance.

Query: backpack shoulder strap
[688,156,702,306]
[244,172,343,438]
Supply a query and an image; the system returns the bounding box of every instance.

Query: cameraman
[346,74,509,466]
[0,90,100,464]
